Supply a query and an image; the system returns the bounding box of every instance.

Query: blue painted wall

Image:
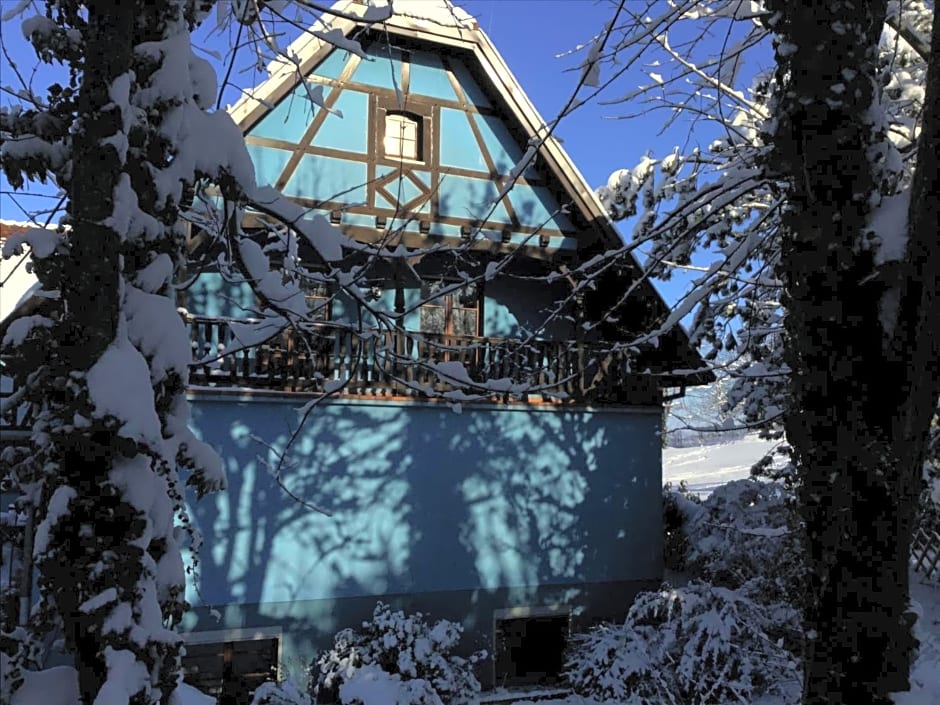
[243,42,577,240]
[184,396,662,610]
[182,272,257,318]
[181,273,574,342]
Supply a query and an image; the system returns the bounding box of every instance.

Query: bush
[251,679,312,705]
[565,582,801,705]
[662,482,702,572]
[683,478,804,604]
[311,603,486,705]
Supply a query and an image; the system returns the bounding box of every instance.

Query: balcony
[0,317,659,434]
[186,315,656,405]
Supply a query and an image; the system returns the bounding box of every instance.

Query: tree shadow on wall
[183,396,661,653]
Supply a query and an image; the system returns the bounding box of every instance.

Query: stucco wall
[181,394,663,678]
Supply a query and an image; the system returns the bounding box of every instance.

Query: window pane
[305,296,330,320]
[453,308,478,336]
[181,639,279,705]
[420,305,447,334]
[181,642,225,698]
[232,639,279,691]
[384,135,403,156]
[385,114,420,160]
[400,138,417,160]
[400,121,417,141]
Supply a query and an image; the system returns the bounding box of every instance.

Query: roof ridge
[382,0,476,29]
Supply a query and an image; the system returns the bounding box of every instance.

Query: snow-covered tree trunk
[766,0,940,702]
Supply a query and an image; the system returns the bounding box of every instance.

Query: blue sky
[0,0,760,310]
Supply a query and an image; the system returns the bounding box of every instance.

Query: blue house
[0,0,708,699]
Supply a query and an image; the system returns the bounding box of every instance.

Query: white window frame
[384,112,421,161]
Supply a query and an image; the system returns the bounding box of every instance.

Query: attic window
[384,112,422,161]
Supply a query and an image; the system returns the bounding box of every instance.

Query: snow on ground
[894,570,940,705]
[663,433,782,496]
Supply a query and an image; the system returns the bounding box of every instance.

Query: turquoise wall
[243,42,577,242]
[183,272,256,318]
[183,396,662,612]
[181,273,573,342]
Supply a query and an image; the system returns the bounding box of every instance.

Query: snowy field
[663,433,783,496]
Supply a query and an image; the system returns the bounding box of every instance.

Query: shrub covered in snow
[565,582,801,705]
[680,478,804,604]
[251,678,312,705]
[662,482,702,572]
[311,602,486,705]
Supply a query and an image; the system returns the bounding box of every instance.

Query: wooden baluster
[238,323,248,384]
[391,329,402,394]
[371,332,379,393]
[325,331,335,390]
[361,334,371,392]
[296,343,308,391]
[372,332,380,394]
[190,336,200,384]
[415,338,427,390]
[338,331,348,391]
[192,319,204,384]
[273,332,283,388]
[404,333,414,393]
[285,329,295,391]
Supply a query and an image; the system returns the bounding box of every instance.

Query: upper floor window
[384,112,422,161]
[302,280,332,320]
[420,281,479,337]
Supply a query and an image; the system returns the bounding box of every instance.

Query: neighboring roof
[1,220,45,322]
[0,219,34,242]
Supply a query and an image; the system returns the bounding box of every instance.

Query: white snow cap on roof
[382,0,476,27]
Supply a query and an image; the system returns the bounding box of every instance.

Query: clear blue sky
[0,0,759,310]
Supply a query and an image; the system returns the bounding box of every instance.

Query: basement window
[181,636,279,705]
[494,610,569,687]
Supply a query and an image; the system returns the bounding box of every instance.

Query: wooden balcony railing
[0,316,656,433]
[186,315,651,404]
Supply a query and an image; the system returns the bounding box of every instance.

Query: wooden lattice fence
[911,519,940,583]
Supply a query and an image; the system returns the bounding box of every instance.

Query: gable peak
[372,0,477,29]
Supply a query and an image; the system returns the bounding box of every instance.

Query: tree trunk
[51,3,136,704]
[766,0,940,703]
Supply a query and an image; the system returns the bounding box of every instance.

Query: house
[175,0,709,696]
[0,0,710,698]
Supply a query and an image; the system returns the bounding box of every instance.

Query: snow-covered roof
[1,220,50,322]
[379,0,476,29]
